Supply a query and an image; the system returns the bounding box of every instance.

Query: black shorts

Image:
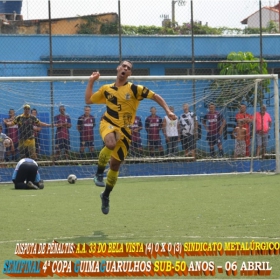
[181,134,195,150]
[148,140,162,148]
[80,140,94,148]
[14,162,38,184]
[206,133,222,146]
[55,138,70,151]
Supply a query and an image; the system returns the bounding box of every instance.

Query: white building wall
[247,9,279,28]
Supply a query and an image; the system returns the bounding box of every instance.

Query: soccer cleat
[100,192,110,215]
[93,174,105,187]
[27,181,39,190]
[38,180,44,189]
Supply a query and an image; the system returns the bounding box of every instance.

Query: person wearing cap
[3,104,52,159]
[12,157,44,190]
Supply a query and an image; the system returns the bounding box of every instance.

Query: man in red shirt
[4,108,19,160]
[130,116,143,157]
[235,104,253,157]
[255,105,272,157]
[202,103,226,158]
[145,106,164,156]
[77,105,95,157]
[54,105,72,160]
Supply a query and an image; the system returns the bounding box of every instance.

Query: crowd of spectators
[0,102,274,162]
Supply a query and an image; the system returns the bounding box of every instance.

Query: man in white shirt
[162,106,179,156]
[179,103,198,159]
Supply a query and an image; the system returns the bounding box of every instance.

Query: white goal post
[0,74,278,181]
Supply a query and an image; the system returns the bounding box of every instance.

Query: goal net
[0,75,279,182]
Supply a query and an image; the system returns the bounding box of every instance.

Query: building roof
[241,6,280,25]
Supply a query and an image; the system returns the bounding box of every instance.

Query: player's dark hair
[121,60,133,69]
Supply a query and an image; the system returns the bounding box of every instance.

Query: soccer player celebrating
[85,60,176,214]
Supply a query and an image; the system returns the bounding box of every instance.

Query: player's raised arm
[85,72,100,104]
[152,93,176,120]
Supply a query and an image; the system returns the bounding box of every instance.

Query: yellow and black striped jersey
[13,114,40,140]
[90,82,155,128]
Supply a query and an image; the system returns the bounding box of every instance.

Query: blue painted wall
[1,34,280,71]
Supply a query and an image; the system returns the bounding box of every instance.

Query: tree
[208,51,270,109]
[267,20,278,33]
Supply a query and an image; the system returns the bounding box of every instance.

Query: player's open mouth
[121,71,125,76]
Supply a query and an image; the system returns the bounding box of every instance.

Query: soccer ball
[3,139,11,148]
[67,174,77,184]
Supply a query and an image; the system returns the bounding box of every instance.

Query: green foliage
[211,51,270,108]
[100,22,118,34]
[77,17,243,35]
[244,21,279,34]
[77,16,118,35]
[77,16,100,34]
[76,16,279,36]
[121,22,224,35]
[267,20,278,33]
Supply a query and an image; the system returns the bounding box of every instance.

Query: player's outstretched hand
[168,112,177,120]
[89,72,100,82]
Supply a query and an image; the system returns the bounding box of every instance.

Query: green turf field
[1,174,280,278]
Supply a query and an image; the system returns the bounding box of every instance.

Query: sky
[9,0,280,29]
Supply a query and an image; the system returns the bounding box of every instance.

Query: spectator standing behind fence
[202,103,226,158]
[145,106,164,157]
[130,116,143,157]
[31,108,42,158]
[179,103,198,159]
[162,106,179,156]
[77,105,95,158]
[54,105,72,160]
[4,108,19,161]
[235,104,253,157]
[3,104,51,159]
[232,120,247,158]
[255,105,272,157]
[0,124,14,164]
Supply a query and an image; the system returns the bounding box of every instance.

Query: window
[165,68,189,75]
[47,69,71,76]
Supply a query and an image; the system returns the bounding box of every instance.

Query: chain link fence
[0,0,280,76]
